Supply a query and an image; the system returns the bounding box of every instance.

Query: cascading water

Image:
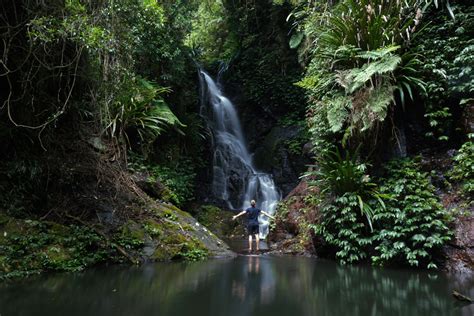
[199,69,280,238]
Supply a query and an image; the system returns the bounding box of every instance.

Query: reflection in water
[0,256,473,316]
[231,256,277,308]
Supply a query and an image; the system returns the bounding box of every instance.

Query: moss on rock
[194,205,240,239]
[120,220,146,241]
[0,198,234,279]
[143,219,164,238]
[152,232,208,261]
[43,245,71,269]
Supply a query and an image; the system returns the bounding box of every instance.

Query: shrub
[178,247,208,262]
[308,147,387,231]
[293,0,431,148]
[148,162,196,207]
[413,3,474,142]
[312,193,374,264]
[128,154,196,207]
[450,140,474,197]
[310,156,452,268]
[103,77,183,147]
[308,147,386,264]
[372,159,452,268]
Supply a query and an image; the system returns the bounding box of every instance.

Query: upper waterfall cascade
[199,70,280,238]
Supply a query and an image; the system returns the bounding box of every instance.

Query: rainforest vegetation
[0,0,473,279]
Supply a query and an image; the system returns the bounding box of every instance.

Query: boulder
[268,179,320,256]
[444,215,474,274]
[130,171,165,199]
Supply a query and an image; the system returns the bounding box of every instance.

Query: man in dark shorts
[232,200,275,252]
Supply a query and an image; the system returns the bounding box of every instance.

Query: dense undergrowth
[127,153,198,207]
[0,0,220,279]
[266,0,473,270]
[308,155,452,268]
[450,139,474,199]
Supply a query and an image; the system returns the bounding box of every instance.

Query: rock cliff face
[444,215,474,274]
[424,151,474,274]
[253,125,311,197]
[268,180,320,256]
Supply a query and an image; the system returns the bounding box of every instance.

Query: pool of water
[1,255,473,316]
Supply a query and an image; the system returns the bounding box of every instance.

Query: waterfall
[199,69,280,238]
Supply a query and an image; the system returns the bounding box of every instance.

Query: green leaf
[289,33,304,49]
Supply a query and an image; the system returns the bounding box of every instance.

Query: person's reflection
[231,256,276,306]
[248,255,260,273]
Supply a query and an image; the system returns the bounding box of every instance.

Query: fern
[359,85,395,131]
[307,146,388,232]
[342,47,401,93]
[296,0,432,144]
[326,95,351,133]
[103,76,184,147]
[395,52,427,106]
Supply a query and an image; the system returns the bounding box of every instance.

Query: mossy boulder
[110,202,235,263]
[119,220,146,243]
[152,233,187,261]
[143,219,164,238]
[151,231,208,262]
[152,203,234,259]
[195,205,242,239]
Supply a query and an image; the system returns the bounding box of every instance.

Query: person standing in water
[232,199,275,253]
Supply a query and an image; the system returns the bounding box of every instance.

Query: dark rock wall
[444,215,474,274]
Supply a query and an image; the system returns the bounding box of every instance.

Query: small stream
[1,254,473,316]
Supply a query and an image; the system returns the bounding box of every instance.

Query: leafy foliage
[186,1,238,63]
[293,0,434,149]
[0,220,115,279]
[313,193,374,264]
[413,3,474,142]
[310,155,451,268]
[1,0,196,153]
[103,77,183,147]
[372,159,452,268]
[449,140,474,197]
[178,247,208,262]
[308,147,387,231]
[128,154,196,207]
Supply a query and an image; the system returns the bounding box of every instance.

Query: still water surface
[0,255,473,316]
